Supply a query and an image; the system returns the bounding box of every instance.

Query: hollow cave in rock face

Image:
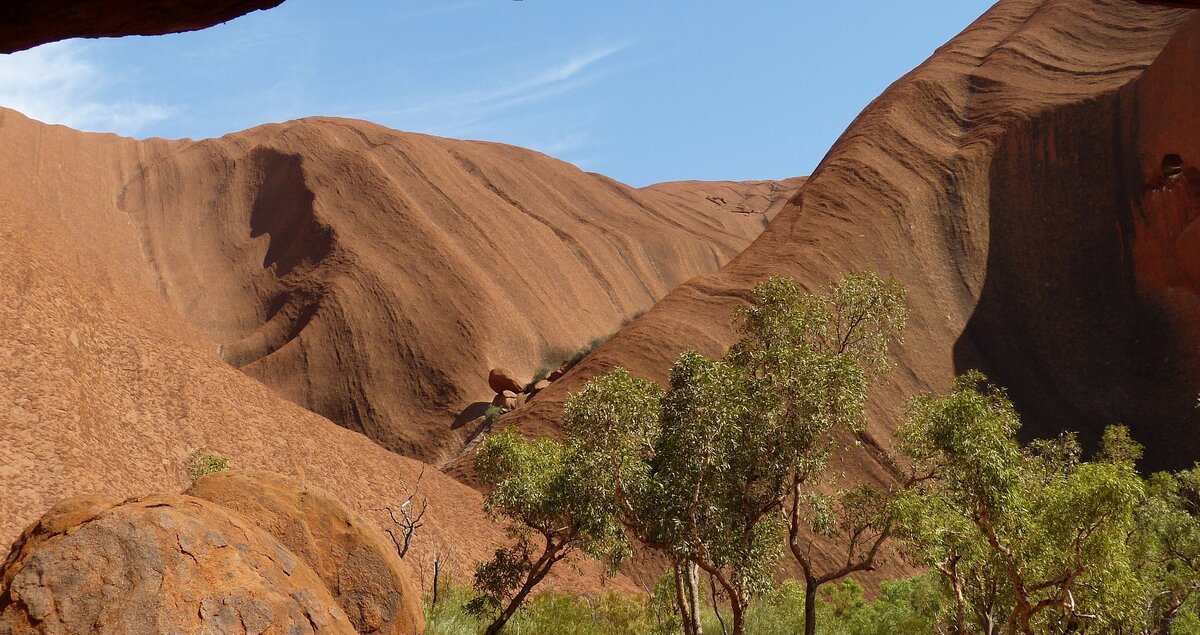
[1164,153,1185,178]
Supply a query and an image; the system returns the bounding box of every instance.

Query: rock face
[639,177,807,230]
[0,222,644,598]
[0,0,285,53]
[0,0,784,601]
[186,471,424,635]
[0,494,357,634]
[0,108,799,463]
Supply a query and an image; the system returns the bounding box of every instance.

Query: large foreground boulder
[0,494,355,634]
[0,472,427,634]
[186,471,424,635]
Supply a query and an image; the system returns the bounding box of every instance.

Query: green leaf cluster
[470,426,636,625]
[560,272,908,635]
[897,374,1148,634]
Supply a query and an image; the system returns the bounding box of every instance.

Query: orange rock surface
[0,109,794,463]
[6,0,1200,604]
[186,471,425,635]
[0,493,358,633]
[0,108,789,595]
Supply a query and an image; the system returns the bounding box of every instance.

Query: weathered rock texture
[0,0,285,53]
[0,209,632,596]
[186,471,424,635]
[0,494,357,634]
[0,108,796,463]
[473,0,1200,586]
[640,177,807,231]
[0,103,783,598]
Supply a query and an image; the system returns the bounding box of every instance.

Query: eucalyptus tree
[728,273,907,635]
[542,273,906,635]
[468,427,634,635]
[897,373,1147,635]
[1131,464,1200,634]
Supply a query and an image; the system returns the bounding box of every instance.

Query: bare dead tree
[431,545,444,606]
[369,467,430,559]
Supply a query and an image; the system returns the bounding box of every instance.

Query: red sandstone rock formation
[640,177,807,231]
[0,106,786,597]
[0,210,636,596]
[0,108,794,464]
[6,0,1200,601]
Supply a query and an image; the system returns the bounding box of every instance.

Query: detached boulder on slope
[487,368,525,395]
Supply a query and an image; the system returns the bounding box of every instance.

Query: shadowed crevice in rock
[249,149,332,279]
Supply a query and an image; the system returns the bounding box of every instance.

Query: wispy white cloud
[355,43,626,139]
[0,41,175,135]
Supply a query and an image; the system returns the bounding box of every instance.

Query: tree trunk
[710,573,728,635]
[729,592,747,635]
[673,561,696,635]
[804,576,819,635]
[1017,611,1035,635]
[484,545,560,635]
[686,562,704,635]
[431,553,441,607]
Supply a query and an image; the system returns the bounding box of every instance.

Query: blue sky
[0,1,994,186]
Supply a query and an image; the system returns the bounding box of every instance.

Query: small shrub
[426,576,941,634]
[484,405,504,425]
[186,447,229,483]
[563,335,610,369]
[527,332,615,389]
[744,580,808,635]
[528,364,555,388]
[620,309,646,327]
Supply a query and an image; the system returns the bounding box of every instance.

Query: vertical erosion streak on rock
[955,11,1200,470]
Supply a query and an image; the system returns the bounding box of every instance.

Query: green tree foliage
[641,348,786,634]
[566,272,907,635]
[897,373,1147,635]
[468,428,633,635]
[736,274,907,635]
[1131,464,1200,634]
[466,271,1200,634]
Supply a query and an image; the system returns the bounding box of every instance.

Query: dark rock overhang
[0,0,285,54]
[1138,0,1200,8]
